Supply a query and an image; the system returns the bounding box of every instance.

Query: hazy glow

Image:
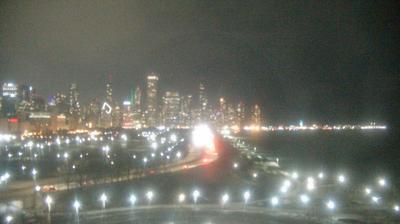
[270,196,279,206]
[326,200,336,210]
[192,124,214,149]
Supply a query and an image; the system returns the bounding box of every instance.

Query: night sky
[0,0,399,124]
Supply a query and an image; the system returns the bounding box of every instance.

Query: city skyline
[0,75,264,132]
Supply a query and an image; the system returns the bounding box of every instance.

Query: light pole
[146,191,154,205]
[192,189,200,205]
[5,215,13,224]
[178,193,186,204]
[45,195,53,224]
[73,200,81,224]
[243,190,250,206]
[221,193,229,208]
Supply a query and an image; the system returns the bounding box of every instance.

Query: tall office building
[68,83,81,128]
[180,95,193,127]
[1,83,18,117]
[146,74,159,127]
[236,102,245,127]
[251,104,261,127]
[106,83,112,104]
[133,86,142,115]
[162,91,180,128]
[198,83,208,120]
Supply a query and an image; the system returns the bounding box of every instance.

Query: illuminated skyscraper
[236,102,245,127]
[68,83,80,116]
[106,83,112,104]
[146,74,159,127]
[162,91,180,128]
[199,83,208,120]
[251,104,261,127]
[180,95,192,127]
[2,83,18,98]
[68,83,81,128]
[1,83,18,117]
[133,86,142,115]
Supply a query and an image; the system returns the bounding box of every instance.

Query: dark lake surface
[243,130,399,185]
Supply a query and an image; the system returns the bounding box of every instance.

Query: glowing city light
[146,191,154,203]
[221,193,229,206]
[306,177,315,191]
[178,193,186,203]
[378,178,387,187]
[337,174,346,184]
[365,187,372,195]
[300,194,310,204]
[73,200,81,213]
[5,215,13,223]
[129,194,137,206]
[243,190,250,204]
[270,196,279,207]
[326,200,336,210]
[192,189,200,204]
[100,193,108,208]
[291,171,299,180]
[192,124,214,149]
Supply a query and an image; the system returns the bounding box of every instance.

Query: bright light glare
[337,174,346,184]
[146,191,154,202]
[378,178,386,187]
[306,177,315,191]
[372,196,380,204]
[192,124,214,149]
[129,194,137,206]
[5,215,13,223]
[192,189,200,203]
[326,200,336,210]
[178,193,186,203]
[394,204,399,212]
[291,171,299,179]
[300,194,310,204]
[365,187,372,195]
[73,200,81,212]
[270,196,279,206]
[45,195,53,206]
[243,191,250,203]
[100,193,108,205]
[318,172,324,179]
[221,193,229,205]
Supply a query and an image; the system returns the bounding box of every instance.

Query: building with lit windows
[162,91,181,128]
[145,74,159,127]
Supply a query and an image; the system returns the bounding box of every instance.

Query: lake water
[243,130,399,184]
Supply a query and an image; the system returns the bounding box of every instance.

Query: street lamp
[300,194,310,205]
[364,187,372,195]
[100,193,108,209]
[146,191,154,204]
[378,178,387,187]
[73,200,81,224]
[178,193,186,204]
[192,189,200,204]
[318,172,324,179]
[32,168,38,180]
[393,204,399,213]
[326,200,336,210]
[221,193,229,207]
[337,174,346,184]
[129,194,137,206]
[270,196,279,207]
[243,190,250,205]
[45,195,53,223]
[5,215,13,224]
